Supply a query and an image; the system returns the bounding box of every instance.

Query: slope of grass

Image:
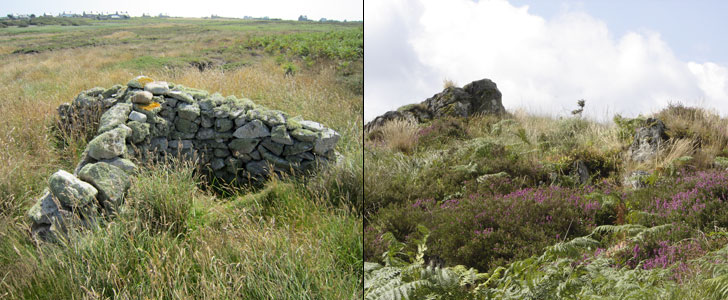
[364,103,728,298]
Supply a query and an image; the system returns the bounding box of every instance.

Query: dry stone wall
[29,76,340,240]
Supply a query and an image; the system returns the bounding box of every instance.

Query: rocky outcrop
[29,75,340,241]
[364,78,506,131]
[628,118,668,162]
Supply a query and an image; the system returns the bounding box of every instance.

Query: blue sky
[365,0,728,121]
[510,0,728,66]
[1,0,363,21]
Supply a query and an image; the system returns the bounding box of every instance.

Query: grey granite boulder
[48,170,98,208]
[87,127,128,160]
[233,119,270,139]
[78,162,131,212]
[98,103,132,134]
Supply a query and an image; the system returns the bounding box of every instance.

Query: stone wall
[28,76,340,240]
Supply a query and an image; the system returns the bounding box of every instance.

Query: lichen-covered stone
[78,162,131,212]
[144,81,170,95]
[102,84,123,98]
[27,191,61,225]
[175,118,199,134]
[290,128,317,142]
[247,109,286,126]
[128,75,154,89]
[196,128,216,140]
[282,141,313,156]
[98,103,132,134]
[270,125,293,145]
[210,158,225,170]
[127,121,150,144]
[215,118,233,132]
[99,157,137,174]
[128,111,147,122]
[261,138,284,156]
[48,170,98,208]
[164,90,194,104]
[177,103,200,121]
[233,119,270,139]
[214,148,230,157]
[314,128,340,155]
[229,138,260,153]
[87,127,128,160]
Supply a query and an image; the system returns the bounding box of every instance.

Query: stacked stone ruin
[28,76,340,240]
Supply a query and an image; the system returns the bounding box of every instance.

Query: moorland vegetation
[0,17,362,299]
[364,79,728,299]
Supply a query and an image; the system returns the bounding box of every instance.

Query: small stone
[87,127,128,160]
[246,160,271,176]
[131,91,153,104]
[249,150,261,160]
[215,118,233,132]
[144,81,170,95]
[233,119,270,139]
[48,170,98,208]
[299,120,325,131]
[175,118,199,134]
[164,97,178,108]
[127,121,150,144]
[214,148,230,157]
[290,128,317,142]
[27,191,61,225]
[282,142,313,156]
[213,105,231,119]
[261,138,284,156]
[99,157,137,174]
[235,115,246,127]
[271,125,293,145]
[313,128,340,155]
[228,138,260,153]
[128,111,147,122]
[164,90,194,104]
[177,103,201,121]
[211,158,225,170]
[151,137,169,152]
[102,84,123,98]
[127,75,154,89]
[197,128,216,140]
[201,116,214,128]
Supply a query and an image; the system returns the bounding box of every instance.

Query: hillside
[364,79,728,299]
[0,18,363,298]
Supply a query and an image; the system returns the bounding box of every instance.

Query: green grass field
[0,18,362,299]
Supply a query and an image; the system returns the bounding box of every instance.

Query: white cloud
[364,0,728,121]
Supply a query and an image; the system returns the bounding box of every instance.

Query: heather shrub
[417,138,548,201]
[625,170,728,230]
[365,185,607,272]
[416,117,469,149]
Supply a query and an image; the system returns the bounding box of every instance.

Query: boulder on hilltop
[365,78,506,131]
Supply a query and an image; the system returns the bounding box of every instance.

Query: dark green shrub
[365,185,605,272]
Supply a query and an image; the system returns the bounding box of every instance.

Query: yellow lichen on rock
[138,102,160,111]
[127,76,155,89]
[137,76,154,87]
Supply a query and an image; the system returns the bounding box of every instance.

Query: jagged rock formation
[29,76,340,240]
[628,118,668,163]
[364,78,506,131]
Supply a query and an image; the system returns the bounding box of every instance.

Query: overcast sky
[2,0,362,21]
[365,0,728,121]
